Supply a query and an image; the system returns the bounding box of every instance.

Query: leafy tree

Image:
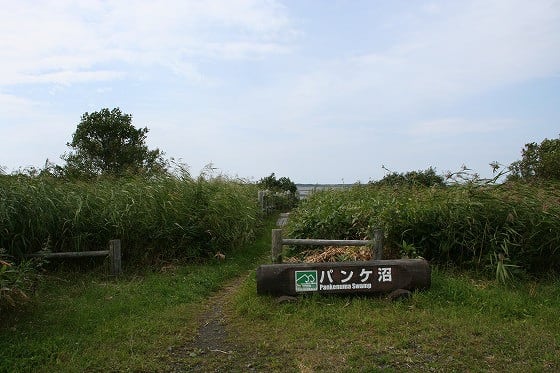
[62,108,167,177]
[258,173,297,193]
[277,176,298,194]
[508,136,560,181]
[372,167,445,187]
[258,173,298,211]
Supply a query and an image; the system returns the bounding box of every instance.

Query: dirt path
[168,271,293,372]
[167,216,289,372]
[166,274,252,372]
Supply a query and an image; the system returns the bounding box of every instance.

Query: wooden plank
[373,228,384,260]
[276,213,290,227]
[109,239,122,276]
[28,250,109,258]
[271,229,283,264]
[282,238,373,246]
[256,259,431,296]
[271,229,385,263]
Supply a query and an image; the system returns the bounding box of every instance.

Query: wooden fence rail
[271,228,384,264]
[27,239,122,276]
[260,228,431,297]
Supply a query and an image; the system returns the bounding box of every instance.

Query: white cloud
[0,0,295,87]
[10,70,124,86]
[397,0,560,92]
[263,0,560,123]
[0,93,37,116]
[1,0,558,181]
[407,118,517,137]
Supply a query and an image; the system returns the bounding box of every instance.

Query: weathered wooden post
[258,190,265,212]
[109,239,122,276]
[271,229,283,264]
[373,228,384,260]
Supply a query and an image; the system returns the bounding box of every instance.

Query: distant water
[296,184,350,199]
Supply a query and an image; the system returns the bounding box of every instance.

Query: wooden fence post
[373,228,384,260]
[109,239,122,276]
[271,229,283,264]
[258,191,265,212]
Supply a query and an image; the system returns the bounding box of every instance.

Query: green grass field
[2,214,559,372]
[231,269,560,372]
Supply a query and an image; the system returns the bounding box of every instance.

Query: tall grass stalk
[0,174,260,263]
[286,182,560,276]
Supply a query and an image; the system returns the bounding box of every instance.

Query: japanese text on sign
[294,266,394,292]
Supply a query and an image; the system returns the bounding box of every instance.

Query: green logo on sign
[295,270,318,292]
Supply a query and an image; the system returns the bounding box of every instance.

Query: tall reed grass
[0,174,260,262]
[286,182,560,276]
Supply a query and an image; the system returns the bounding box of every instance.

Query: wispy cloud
[407,118,517,137]
[0,93,37,115]
[1,0,558,181]
[390,0,560,95]
[268,0,560,122]
[0,0,296,87]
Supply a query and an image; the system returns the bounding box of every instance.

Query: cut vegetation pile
[284,246,373,263]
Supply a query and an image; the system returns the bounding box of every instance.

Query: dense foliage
[0,174,260,262]
[258,173,298,193]
[372,167,445,187]
[508,136,560,181]
[258,173,298,211]
[286,182,560,277]
[0,251,43,312]
[62,108,167,177]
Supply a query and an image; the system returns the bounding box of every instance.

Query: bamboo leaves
[286,182,560,277]
[0,175,260,262]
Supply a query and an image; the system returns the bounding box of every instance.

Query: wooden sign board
[256,259,430,296]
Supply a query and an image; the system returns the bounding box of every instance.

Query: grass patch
[0,215,278,372]
[229,268,560,372]
[3,213,559,372]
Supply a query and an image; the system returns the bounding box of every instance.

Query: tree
[62,108,167,177]
[258,173,297,193]
[508,136,560,181]
[258,173,298,210]
[372,167,445,187]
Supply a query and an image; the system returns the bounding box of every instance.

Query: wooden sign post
[256,259,430,296]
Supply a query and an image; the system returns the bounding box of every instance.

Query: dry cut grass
[284,246,373,263]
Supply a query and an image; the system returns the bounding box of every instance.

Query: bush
[0,174,260,263]
[508,136,560,181]
[0,250,43,312]
[286,182,560,277]
[372,167,445,187]
[257,173,299,212]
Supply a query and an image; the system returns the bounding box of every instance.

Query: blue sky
[1,0,559,183]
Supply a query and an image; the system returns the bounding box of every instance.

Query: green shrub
[286,182,560,277]
[0,250,43,312]
[257,173,299,212]
[0,174,260,263]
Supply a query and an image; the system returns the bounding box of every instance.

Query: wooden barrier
[259,229,430,296]
[27,239,122,276]
[271,228,384,263]
[256,259,431,296]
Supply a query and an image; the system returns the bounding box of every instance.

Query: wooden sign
[256,259,430,296]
